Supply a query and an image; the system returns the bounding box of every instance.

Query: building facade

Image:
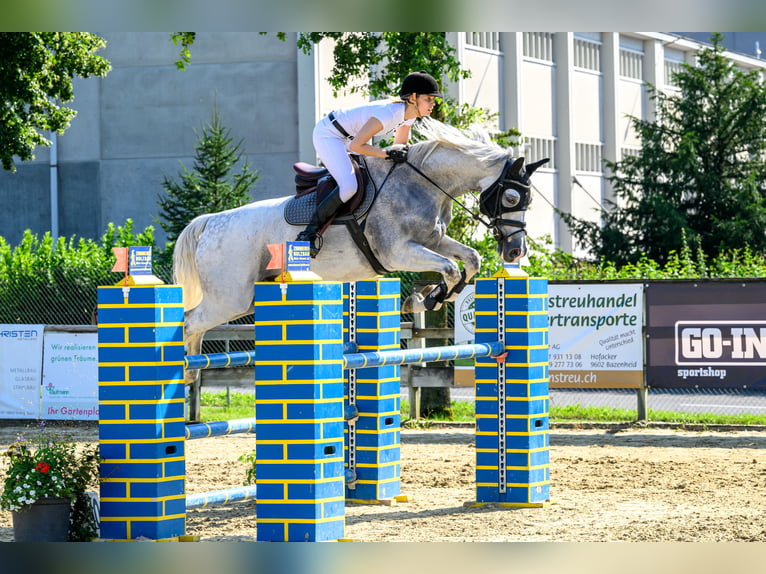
[1,32,764,255]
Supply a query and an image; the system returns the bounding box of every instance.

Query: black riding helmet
[399,71,442,98]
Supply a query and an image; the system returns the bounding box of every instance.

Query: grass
[198,391,256,422]
[199,391,766,427]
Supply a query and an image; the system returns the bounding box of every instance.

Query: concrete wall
[0,32,301,245]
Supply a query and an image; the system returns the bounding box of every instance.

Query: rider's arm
[393,124,410,145]
[348,117,388,158]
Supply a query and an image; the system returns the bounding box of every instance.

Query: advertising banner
[646,282,766,389]
[41,332,99,420]
[0,324,44,419]
[548,283,644,388]
[454,286,475,345]
[453,282,644,388]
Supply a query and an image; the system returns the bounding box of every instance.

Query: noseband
[478,159,532,243]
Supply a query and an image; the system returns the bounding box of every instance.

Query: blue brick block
[253,323,282,342]
[99,521,128,540]
[100,462,164,480]
[98,366,128,383]
[129,401,184,421]
[99,404,126,421]
[255,443,284,462]
[285,440,344,461]
[256,421,324,441]
[99,422,164,441]
[130,517,185,540]
[505,399,548,416]
[161,307,185,323]
[100,481,127,498]
[255,402,284,420]
[505,433,549,450]
[285,519,344,542]
[163,383,185,401]
[98,328,125,344]
[98,287,126,305]
[164,459,185,477]
[130,479,185,498]
[287,480,345,500]
[129,365,185,383]
[130,440,184,460]
[99,443,127,460]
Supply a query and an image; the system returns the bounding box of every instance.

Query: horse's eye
[502,189,521,208]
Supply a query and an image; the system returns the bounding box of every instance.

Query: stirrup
[296,232,323,258]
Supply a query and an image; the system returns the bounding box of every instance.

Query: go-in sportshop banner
[646,281,766,389]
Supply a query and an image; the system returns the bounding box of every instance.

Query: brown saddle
[292,156,367,216]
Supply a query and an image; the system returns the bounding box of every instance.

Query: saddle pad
[284,183,375,226]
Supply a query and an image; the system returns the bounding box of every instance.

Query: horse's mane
[408,117,509,167]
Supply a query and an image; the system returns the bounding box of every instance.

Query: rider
[296,71,442,257]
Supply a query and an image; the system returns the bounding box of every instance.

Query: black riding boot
[296,187,345,257]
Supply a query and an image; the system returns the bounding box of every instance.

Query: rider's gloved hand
[385,144,409,164]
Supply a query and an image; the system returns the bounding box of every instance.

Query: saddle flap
[284,158,373,226]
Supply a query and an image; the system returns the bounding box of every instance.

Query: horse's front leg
[430,235,481,302]
[398,241,478,314]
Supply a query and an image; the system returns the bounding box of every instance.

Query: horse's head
[479,156,549,262]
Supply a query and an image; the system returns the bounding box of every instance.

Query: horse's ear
[525,158,550,178]
[508,156,526,179]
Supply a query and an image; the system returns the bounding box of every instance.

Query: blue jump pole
[186,485,258,509]
[343,341,505,370]
[185,341,358,371]
[185,417,256,440]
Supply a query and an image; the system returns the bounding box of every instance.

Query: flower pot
[11,497,71,542]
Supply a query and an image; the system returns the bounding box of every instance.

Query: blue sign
[286,241,311,272]
[129,246,153,275]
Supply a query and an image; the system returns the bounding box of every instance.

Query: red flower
[35,462,50,473]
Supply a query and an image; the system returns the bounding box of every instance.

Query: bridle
[478,158,532,244]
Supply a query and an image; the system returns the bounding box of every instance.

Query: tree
[0,33,111,171]
[295,33,469,101]
[156,106,260,259]
[563,33,766,266]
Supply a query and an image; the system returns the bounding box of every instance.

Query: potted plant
[1,427,100,541]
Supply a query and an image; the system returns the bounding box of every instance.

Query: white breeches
[313,120,357,202]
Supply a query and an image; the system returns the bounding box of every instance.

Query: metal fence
[4,268,766,418]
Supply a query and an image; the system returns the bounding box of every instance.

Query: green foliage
[564,33,766,266]
[156,106,259,264]
[525,232,766,281]
[295,33,469,100]
[0,32,111,171]
[0,220,158,324]
[170,32,196,70]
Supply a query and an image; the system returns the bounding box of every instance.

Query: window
[465,32,501,52]
[526,137,556,171]
[575,142,603,172]
[522,32,553,62]
[574,38,601,72]
[620,50,643,80]
[664,60,684,87]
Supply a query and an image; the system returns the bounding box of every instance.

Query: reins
[400,160,495,230]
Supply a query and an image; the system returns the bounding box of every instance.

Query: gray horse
[173,119,546,383]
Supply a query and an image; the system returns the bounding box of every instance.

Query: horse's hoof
[402,292,424,314]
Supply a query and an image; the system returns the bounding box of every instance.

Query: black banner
[646,282,766,389]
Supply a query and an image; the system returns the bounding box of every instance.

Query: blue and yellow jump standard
[253,280,346,542]
[343,279,402,503]
[97,283,187,540]
[472,270,550,507]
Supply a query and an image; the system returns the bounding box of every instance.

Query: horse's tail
[173,214,211,311]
